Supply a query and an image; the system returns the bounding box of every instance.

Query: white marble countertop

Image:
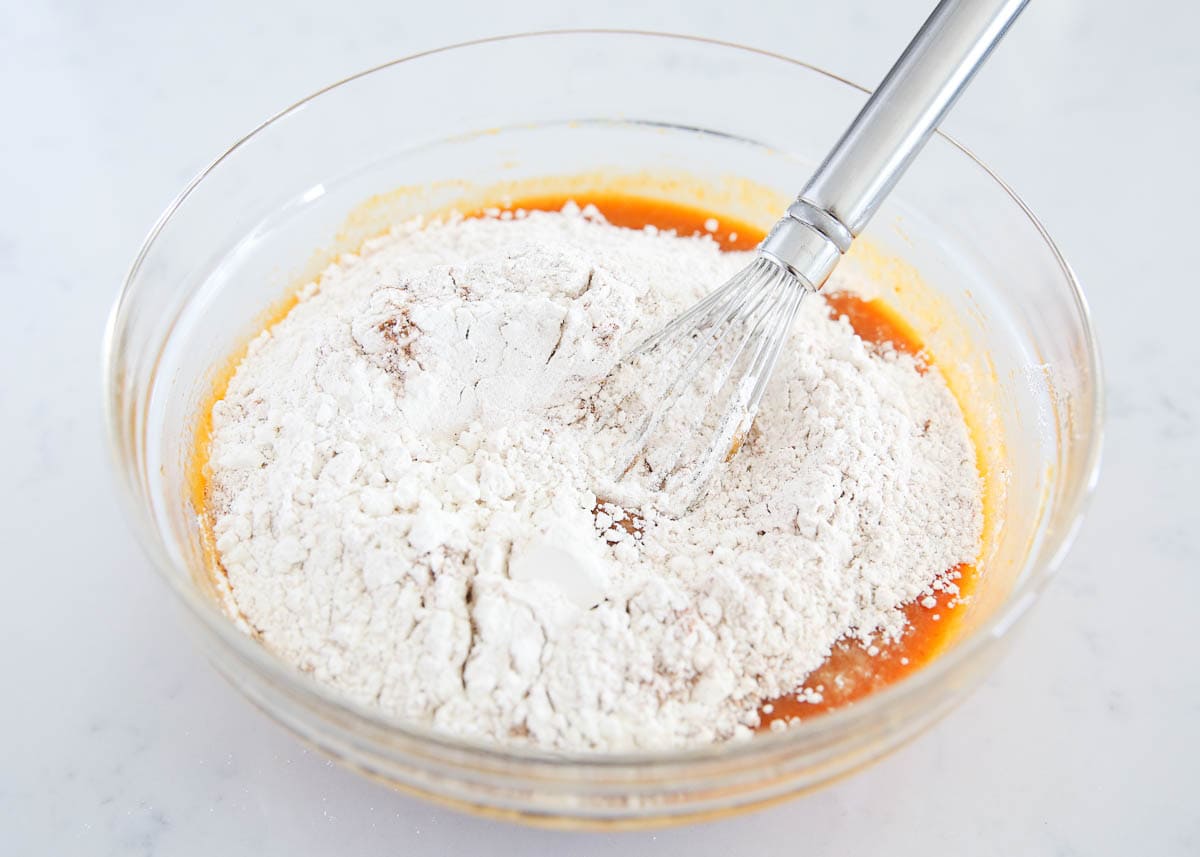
[2,1,1197,854]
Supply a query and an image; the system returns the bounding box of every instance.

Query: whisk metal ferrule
[757,203,848,292]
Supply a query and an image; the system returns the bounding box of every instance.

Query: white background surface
[2,1,1198,854]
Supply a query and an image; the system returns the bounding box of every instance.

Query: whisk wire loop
[605,256,810,508]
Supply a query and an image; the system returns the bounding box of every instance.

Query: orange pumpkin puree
[193,192,980,731]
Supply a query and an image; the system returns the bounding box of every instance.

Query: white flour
[207,206,982,752]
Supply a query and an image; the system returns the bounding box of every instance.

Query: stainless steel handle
[760,0,1028,288]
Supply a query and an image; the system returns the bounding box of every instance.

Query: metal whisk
[603,0,1027,511]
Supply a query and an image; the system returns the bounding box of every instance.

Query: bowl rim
[103,29,1105,768]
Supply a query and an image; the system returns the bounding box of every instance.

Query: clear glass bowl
[104,32,1102,827]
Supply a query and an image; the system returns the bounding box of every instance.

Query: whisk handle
[806,0,1027,235]
[761,0,1027,287]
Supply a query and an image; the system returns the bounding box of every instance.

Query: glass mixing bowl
[104,31,1102,827]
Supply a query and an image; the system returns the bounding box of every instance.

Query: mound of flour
[207,206,981,752]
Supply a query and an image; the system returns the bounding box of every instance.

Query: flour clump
[207,206,982,752]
